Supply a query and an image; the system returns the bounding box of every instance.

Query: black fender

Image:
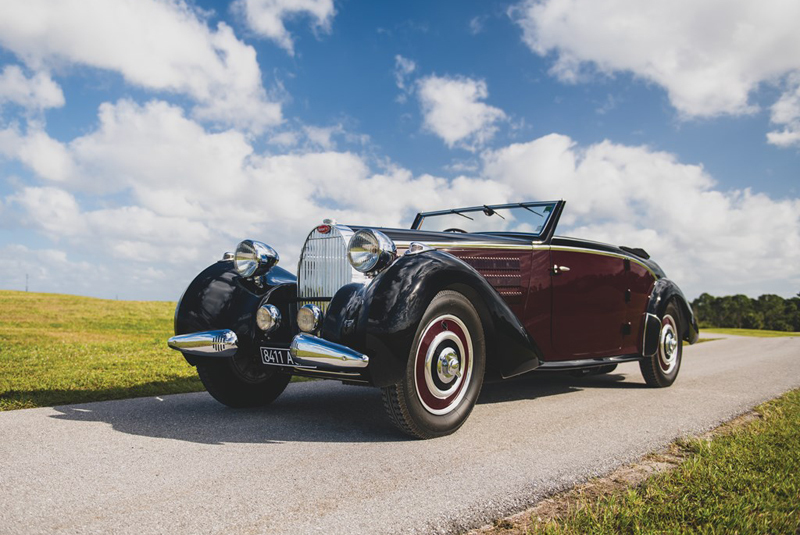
[642,278,700,356]
[174,261,297,365]
[321,250,543,387]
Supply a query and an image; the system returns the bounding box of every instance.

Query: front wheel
[196,357,291,408]
[640,302,683,387]
[382,290,486,439]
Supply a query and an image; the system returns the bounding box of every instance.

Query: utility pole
[25,273,29,292]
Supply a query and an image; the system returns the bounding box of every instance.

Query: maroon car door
[550,248,627,359]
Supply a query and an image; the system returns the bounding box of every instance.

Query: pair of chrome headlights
[233,228,396,279]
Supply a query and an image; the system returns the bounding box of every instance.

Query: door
[550,249,627,359]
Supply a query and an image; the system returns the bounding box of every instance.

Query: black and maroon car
[168,201,699,438]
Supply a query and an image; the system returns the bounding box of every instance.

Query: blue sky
[0,0,798,301]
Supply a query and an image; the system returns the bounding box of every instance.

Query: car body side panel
[550,249,626,359]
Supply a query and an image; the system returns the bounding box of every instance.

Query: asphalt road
[1,334,799,535]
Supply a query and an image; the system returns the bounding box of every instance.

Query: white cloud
[394,55,416,90]
[482,134,800,297]
[0,125,75,181]
[417,75,506,150]
[511,0,800,119]
[234,0,335,55]
[469,16,486,35]
[0,0,281,132]
[394,55,417,103]
[767,74,800,148]
[0,65,64,111]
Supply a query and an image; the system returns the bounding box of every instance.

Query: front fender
[321,250,542,387]
[642,278,700,356]
[174,261,296,365]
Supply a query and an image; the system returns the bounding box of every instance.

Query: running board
[536,355,641,371]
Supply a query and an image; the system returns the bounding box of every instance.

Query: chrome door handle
[552,265,570,275]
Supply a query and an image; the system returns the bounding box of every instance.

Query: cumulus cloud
[482,134,800,296]
[417,75,506,150]
[511,0,800,119]
[767,74,800,148]
[0,0,281,131]
[234,0,335,55]
[0,65,64,111]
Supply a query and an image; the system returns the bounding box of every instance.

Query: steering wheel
[443,228,467,233]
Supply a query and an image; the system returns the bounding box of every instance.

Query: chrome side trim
[289,334,369,370]
[167,329,238,357]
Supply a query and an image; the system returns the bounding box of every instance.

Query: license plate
[260,346,295,366]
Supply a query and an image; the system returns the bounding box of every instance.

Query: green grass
[526,390,800,534]
[0,290,203,410]
[702,327,800,338]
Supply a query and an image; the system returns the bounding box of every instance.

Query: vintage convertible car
[168,201,699,438]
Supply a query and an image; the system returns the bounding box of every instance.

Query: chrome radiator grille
[297,225,365,312]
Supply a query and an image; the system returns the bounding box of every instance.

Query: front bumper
[168,329,370,381]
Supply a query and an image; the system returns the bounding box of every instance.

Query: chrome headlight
[234,240,279,278]
[297,303,322,333]
[347,229,396,274]
[256,304,281,333]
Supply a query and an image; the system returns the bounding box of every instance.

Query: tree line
[691,293,800,332]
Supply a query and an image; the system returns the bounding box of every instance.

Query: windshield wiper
[518,203,543,217]
[482,205,506,219]
[449,209,474,221]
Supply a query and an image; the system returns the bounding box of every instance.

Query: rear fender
[642,278,699,356]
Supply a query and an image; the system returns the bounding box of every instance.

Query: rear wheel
[382,290,486,439]
[196,353,290,408]
[640,302,683,387]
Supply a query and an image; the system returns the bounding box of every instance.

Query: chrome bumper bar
[289,334,369,371]
[167,329,238,357]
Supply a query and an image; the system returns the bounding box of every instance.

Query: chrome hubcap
[437,348,462,381]
[659,315,679,374]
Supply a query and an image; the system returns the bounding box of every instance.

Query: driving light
[347,229,396,274]
[256,304,281,333]
[297,304,322,333]
[234,240,279,278]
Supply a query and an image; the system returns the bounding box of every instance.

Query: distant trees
[691,293,800,332]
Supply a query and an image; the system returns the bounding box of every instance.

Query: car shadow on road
[478,370,645,404]
[49,370,643,445]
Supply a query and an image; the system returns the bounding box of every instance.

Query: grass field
[484,389,800,534]
[702,327,800,338]
[0,290,203,410]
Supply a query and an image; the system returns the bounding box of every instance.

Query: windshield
[413,202,558,236]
